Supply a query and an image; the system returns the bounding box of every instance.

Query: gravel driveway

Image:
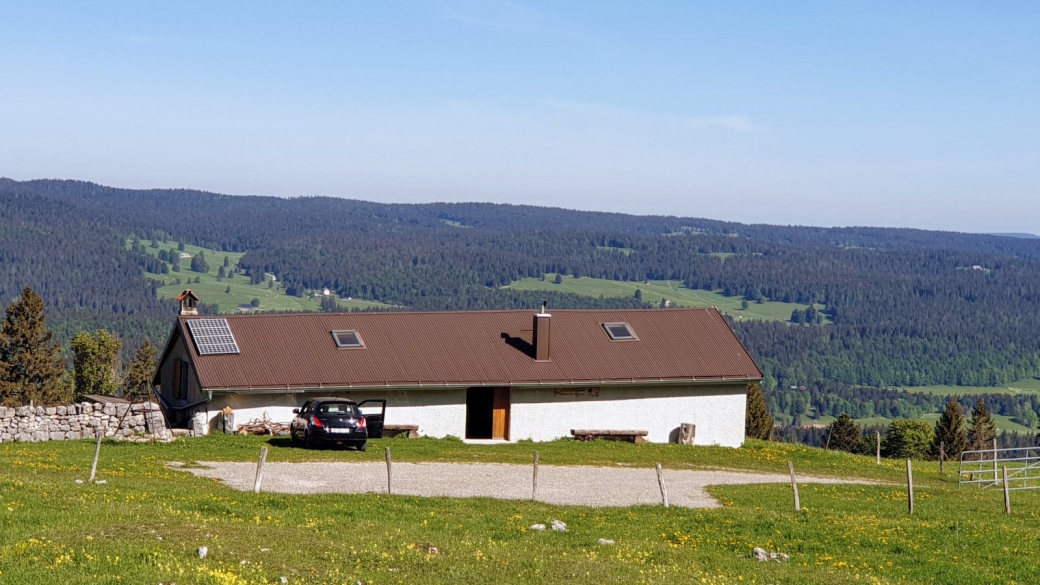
[175,461,870,508]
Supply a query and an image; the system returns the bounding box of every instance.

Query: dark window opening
[179,361,189,399]
[603,322,637,340]
[332,330,365,348]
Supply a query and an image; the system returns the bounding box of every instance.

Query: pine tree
[634,288,642,301]
[932,397,968,459]
[827,413,861,452]
[968,399,997,452]
[0,288,69,406]
[123,339,158,400]
[71,330,122,397]
[745,383,774,440]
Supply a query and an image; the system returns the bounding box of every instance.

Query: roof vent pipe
[533,301,551,362]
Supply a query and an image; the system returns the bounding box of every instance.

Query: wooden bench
[382,424,420,439]
[571,429,649,444]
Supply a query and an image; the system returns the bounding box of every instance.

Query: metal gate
[959,446,1040,490]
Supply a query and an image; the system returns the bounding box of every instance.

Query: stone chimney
[533,299,550,362]
[177,289,200,316]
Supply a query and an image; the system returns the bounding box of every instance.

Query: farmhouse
[153,292,762,446]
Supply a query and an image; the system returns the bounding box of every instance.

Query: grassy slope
[2,435,1038,584]
[126,239,389,314]
[506,274,828,323]
[899,378,1040,396]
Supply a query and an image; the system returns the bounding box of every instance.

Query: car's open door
[358,399,386,438]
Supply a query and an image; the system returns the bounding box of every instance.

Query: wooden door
[492,388,510,440]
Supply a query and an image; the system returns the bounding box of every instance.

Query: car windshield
[316,402,357,415]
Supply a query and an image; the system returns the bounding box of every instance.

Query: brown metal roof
[174,308,762,392]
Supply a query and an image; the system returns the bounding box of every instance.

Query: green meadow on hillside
[506,274,828,323]
[1,435,1038,584]
[126,238,390,314]
[900,378,1040,396]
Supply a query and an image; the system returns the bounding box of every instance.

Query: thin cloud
[544,99,762,133]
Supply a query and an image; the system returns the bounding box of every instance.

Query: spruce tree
[71,330,122,397]
[932,397,968,459]
[968,399,997,452]
[0,288,69,406]
[827,413,861,452]
[123,339,158,400]
[745,383,774,440]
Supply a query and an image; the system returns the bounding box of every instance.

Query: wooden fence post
[875,431,881,465]
[655,463,669,508]
[88,431,103,483]
[532,451,539,501]
[385,447,392,495]
[993,438,999,486]
[906,459,914,515]
[1003,466,1011,514]
[939,441,945,474]
[253,446,268,494]
[788,461,800,512]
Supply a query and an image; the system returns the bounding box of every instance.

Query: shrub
[883,418,934,460]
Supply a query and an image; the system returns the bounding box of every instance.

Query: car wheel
[290,431,299,447]
[304,432,316,449]
[357,440,367,452]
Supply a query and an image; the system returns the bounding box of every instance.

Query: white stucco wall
[203,384,748,447]
[510,385,747,447]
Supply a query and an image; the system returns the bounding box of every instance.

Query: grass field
[1,435,1037,584]
[127,238,390,314]
[506,274,828,323]
[900,378,1040,396]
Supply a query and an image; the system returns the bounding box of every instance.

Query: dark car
[290,398,385,450]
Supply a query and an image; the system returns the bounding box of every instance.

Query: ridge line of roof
[179,307,718,320]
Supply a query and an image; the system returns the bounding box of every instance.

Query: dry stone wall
[0,402,171,443]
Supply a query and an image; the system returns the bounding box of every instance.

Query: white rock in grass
[598,538,615,545]
[94,480,107,485]
[75,479,83,484]
[753,547,788,562]
[197,546,208,559]
[529,524,546,531]
[551,519,567,532]
[280,579,288,584]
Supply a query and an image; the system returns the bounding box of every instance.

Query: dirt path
[175,461,873,508]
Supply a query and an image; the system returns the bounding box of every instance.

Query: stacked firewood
[236,413,289,436]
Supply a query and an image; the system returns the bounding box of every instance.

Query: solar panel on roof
[186,318,241,355]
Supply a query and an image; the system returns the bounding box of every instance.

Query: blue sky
[1,1,1038,232]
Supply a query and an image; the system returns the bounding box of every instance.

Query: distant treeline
[768,383,1040,428]
[775,424,1040,451]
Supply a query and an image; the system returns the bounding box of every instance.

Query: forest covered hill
[2,178,1040,423]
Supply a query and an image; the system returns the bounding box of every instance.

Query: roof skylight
[332,330,365,348]
[602,322,637,341]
